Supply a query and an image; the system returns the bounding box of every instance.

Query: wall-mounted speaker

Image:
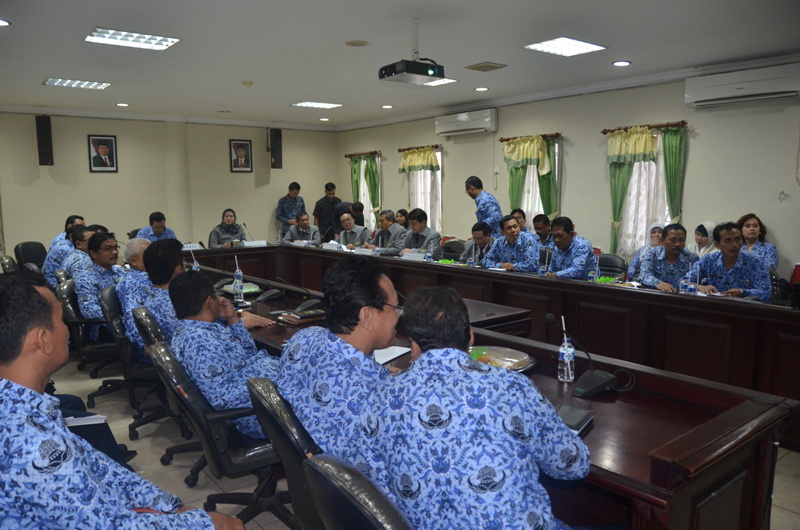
[269,128,282,169]
[36,115,54,166]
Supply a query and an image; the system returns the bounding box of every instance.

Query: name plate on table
[182,242,202,251]
[243,240,268,247]
[402,251,425,261]
[292,240,310,247]
[353,248,373,256]
[321,242,342,251]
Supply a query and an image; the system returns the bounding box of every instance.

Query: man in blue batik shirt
[639,224,699,292]
[169,270,277,440]
[276,181,306,236]
[533,214,557,250]
[359,287,590,530]
[48,214,84,251]
[466,175,503,237]
[483,214,540,272]
[136,211,177,242]
[116,238,153,362]
[273,256,398,471]
[0,272,240,529]
[61,225,95,279]
[546,216,598,280]
[689,222,771,302]
[42,215,85,287]
[75,232,125,341]
[139,239,187,346]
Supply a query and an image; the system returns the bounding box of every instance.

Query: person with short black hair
[169,270,277,441]
[336,212,369,249]
[117,238,153,362]
[86,223,109,233]
[546,216,598,280]
[333,200,365,235]
[365,210,407,256]
[43,215,85,287]
[75,232,125,340]
[532,214,555,249]
[360,286,589,529]
[395,208,409,230]
[465,175,503,237]
[276,181,306,236]
[737,213,778,269]
[61,225,95,279]
[139,239,187,346]
[312,182,341,242]
[49,214,85,250]
[273,256,399,464]
[638,224,699,292]
[510,208,528,232]
[282,211,321,245]
[483,215,540,271]
[460,222,495,266]
[400,208,443,260]
[137,211,177,241]
[209,208,247,248]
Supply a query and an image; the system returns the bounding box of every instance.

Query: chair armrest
[64,317,106,325]
[205,407,254,423]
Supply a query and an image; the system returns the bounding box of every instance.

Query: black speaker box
[36,115,54,166]
[269,128,282,169]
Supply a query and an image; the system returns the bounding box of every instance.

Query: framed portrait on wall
[230,139,253,172]
[88,135,118,173]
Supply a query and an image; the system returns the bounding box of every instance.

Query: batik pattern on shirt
[0,378,212,529]
[359,348,590,530]
[141,288,178,344]
[75,263,125,341]
[742,241,778,270]
[534,233,556,251]
[49,231,67,250]
[116,269,154,363]
[136,226,177,242]
[62,249,92,279]
[483,231,540,272]
[548,236,597,280]
[273,326,389,467]
[42,238,74,287]
[689,251,771,302]
[638,246,699,289]
[171,320,280,439]
[474,190,503,237]
[276,195,306,234]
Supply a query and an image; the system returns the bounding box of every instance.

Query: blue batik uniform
[689,251,771,302]
[116,269,154,363]
[62,249,92,279]
[136,225,177,242]
[638,247,699,289]
[548,236,597,280]
[276,195,306,235]
[75,263,125,341]
[171,319,280,440]
[742,241,778,270]
[474,190,503,237]
[0,378,213,529]
[483,231,541,272]
[142,288,179,345]
[535,232,556,251]
[42,238,74,287]
[49,231,67,250]
[359,348,590,530]
[273,326,389,465]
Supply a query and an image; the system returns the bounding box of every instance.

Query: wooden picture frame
[88,135,118,173]
[230,139,253,172]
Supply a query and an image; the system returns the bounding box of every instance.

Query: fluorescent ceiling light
[613,60,632,67]
[475,87,489,92]
[85,27,179,50]
[381,105,393,109]
[292,101,342,109]
[319,118,330,122]
[423,78,457,87]
[43,78,111,90]
[116,103,129,107]
[524,37,605,57]
[0,19,10,27]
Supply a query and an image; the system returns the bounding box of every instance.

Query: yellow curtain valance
[503,135,550,175]
[607,126,657,163]
[398,147,440,174]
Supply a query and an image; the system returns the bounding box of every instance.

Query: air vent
[465,62,507,72]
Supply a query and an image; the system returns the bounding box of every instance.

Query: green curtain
[608,162,634,253]
[503,135,550,210]
[537,138,559,217]
[398,147,439,173]
[363,155,380,214]
[662,127,686,224]
[349,156,361,201]
[507,166,526,209]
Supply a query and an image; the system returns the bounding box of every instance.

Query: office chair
[248,378,325,530]
[14,241,48,269]
[54,269,68,284]
[303,454,412,530]
[127,228,140,240]
[0,255,19,273]
[598,253,628,281]
[539,247,554,269]
[441,239,465,260]
[22,262,41,274]
[148,343,296,527]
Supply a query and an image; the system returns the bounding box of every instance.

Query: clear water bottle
[425,247,432,263]
[558,338,575,382]
[233,267,244,303]
[192,260,200,271]
[587,269,596,283]
[373,247,381,257]
[538,263,547,276]
[679,275,689,294]
[466,256,474,268]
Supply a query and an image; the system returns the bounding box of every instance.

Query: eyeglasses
[384,303,404,316]
[99,245,119,252]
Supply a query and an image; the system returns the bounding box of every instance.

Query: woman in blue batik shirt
[737,213,778,270]
[628,222,664,281]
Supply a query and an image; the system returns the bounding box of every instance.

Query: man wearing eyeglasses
[74,232,125,341]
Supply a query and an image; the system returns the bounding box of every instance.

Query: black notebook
[556,404,594,434]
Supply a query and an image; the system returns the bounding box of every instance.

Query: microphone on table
[276,276,323,313]
[319,224,334,242]
[545,313,617,398]
[242,222,255,242]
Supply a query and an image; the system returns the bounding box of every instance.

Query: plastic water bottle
[679,276,689,294]
[558,338,575,382]
[374,247,381,257]
[425,247,432,263]
[192,260,200,271]
[538,263,546,276]
[587,269,596,283]
[466,256,474,268]
[233,267,244,303]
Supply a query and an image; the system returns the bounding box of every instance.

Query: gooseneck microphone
[242,222,255,241]
[545,313,617,398]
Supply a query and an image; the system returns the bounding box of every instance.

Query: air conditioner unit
[435,108,497,136]
[685,62,800,108]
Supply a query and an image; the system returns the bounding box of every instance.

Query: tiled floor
[53,359,800,529]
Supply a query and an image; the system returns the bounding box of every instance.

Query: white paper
[292,240,308,247]
[402,252,425,261]
[353,248,373,256]
[321,242,341,251]
[243,240,268,247]
[63,414,107,427]
[373,346,411,365]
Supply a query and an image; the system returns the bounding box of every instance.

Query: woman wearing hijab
[737,213,778,269]
[627,222,664,281]
[686,221,718,258]
[209,208,247,248]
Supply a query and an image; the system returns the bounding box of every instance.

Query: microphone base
[572,369,617,398]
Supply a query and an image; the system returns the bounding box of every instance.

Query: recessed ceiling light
[524,37,605,57]
[475,87,489,92]
[242,81,254,87]
[320,118,330,122]
[613,60,632,67]
[423,78,458,87]
[381,105,393,109]
[0,19,10,27]
[292,101,342,109]
[43,78,111,90]
[85,27,180,51]
[345,40,369,47]
[116,103,129,107]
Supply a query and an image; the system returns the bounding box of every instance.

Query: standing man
[460,222,495,266]
[638,224,699,292]
[333,201,365,234]
[312,182,341,242]
[483,215,540,272]
[465,176,503,237]
[336,213,370,249]
[137,212,177,242]
[282,212,320,245]
[400,208,442,260]
[364,210,407,256]
[276,182,305,237]
[532,214,556,250]
[545,217,597,280]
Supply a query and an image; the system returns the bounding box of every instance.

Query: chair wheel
[89,369,100,379]
[129,399,141,409]
[132,411,143,420]
[186,475,199,488]
[202,501,214,511]
[86,398,95,408]
[128,429,139,441]
[182,429,193,440]
[77,362,86,371]
[160,453,172,466]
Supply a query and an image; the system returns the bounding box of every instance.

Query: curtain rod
[499,133,562,142]
[397,144,442,153]
[601,120,687,135]
[343,150,380,159]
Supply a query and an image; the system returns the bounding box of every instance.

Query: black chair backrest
[55,269,68,284]
[55,279,89,345]
[14,241,48,269]
[441,239,465,260]
[539,247,554,268]
[303,455,412,530]
[23,262,41,274]
[127,228,140,240]
[0,255,19,273]
[598,253,628,280]
[133,307,167,347]
[98,285,139,372]
[248,378,325,530]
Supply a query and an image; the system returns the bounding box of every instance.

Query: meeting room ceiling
[1,0,799,131]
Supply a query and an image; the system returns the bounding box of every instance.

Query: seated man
[139,239,187,346]
[282,212,320,245]
[360,286,590,529]
[532,214,556,250]
[75,232,125,340]
[336,212,369,249]
[364,209,407,256]
[332,200,365,235]
[639,223,699,292]
[546,216,597,280]
[48,214,85,251]
[273,256,398,465]
[0,272,238,528]
[116,238,153,362]
[460,222,495,266]
[137,211,177,242]
[510,208,529,232]
[42,215,85,287]
[689,222,771,302]
[169,271,277,440]
[400,208,443,260]
[483,215,540,272]
[61,225,95,279]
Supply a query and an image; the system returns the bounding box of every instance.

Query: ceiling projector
[379,60,445,85]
